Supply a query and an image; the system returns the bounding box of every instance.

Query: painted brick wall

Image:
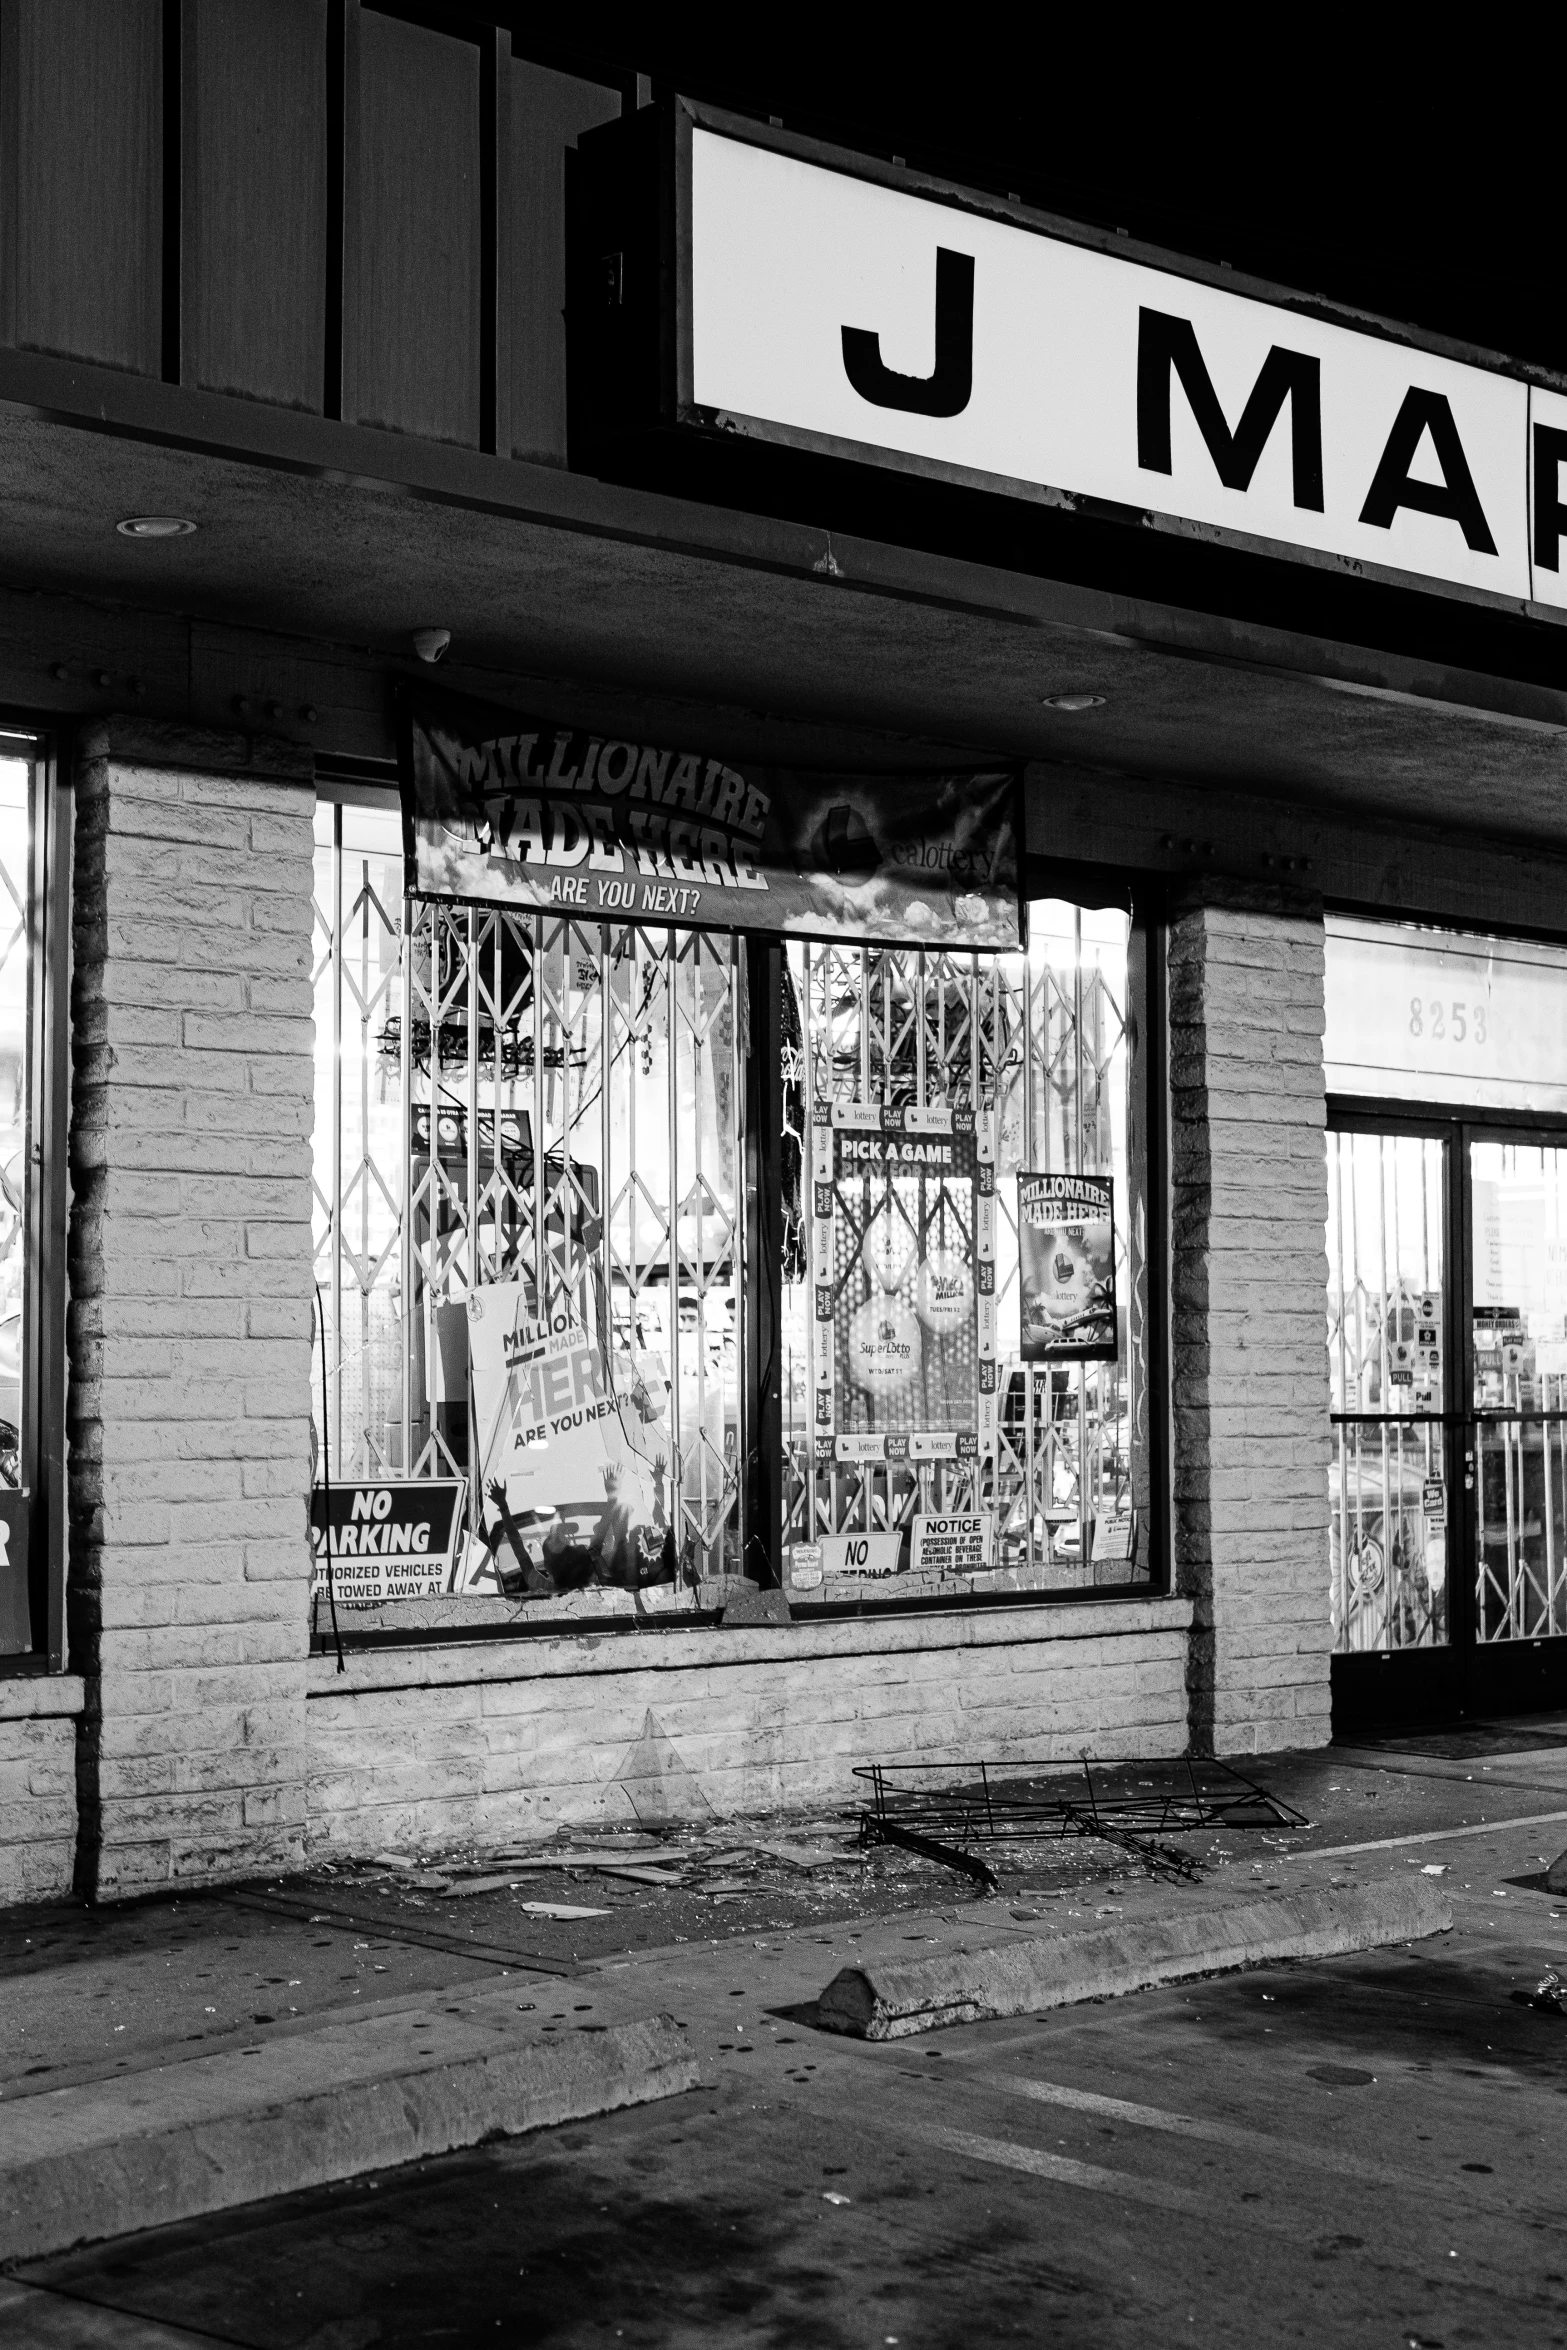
[67,725,317,1897]
[303,1602,1193,1853]
[1170,897,1332,1755]
[0,1679,82,1901]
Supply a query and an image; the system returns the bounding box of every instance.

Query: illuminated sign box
[569,101,1567,618]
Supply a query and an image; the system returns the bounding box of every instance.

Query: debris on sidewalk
[271,1763,1318,1964]
[438,1856,685,1892]
[285,1807,962,1957]
[748,1840,855,1872]
[1514,1968,1564,2015]
[853,1755,1311,1889]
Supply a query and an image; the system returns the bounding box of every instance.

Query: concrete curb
[0,2012,696,2264]
[814,1878,1452,2040]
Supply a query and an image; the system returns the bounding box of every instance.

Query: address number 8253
[1410,999,1488,1045]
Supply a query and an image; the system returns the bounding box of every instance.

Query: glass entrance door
[1467,1138,1567,1705]
[1328,1125,1457,1714]
[1329,1113,1567,1725]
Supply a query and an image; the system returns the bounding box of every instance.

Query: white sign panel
[817,1531,904,1577]
[909,1513,993,1574]
[1324,916,1567,1113]
[690,128,1562,606]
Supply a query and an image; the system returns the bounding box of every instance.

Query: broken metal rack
[854,1756,1312,1890]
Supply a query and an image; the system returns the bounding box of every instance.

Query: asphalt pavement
[3,1728,1565,2347]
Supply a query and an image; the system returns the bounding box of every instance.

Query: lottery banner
[399,682,1021,951]
[1017,1171,1117,1362]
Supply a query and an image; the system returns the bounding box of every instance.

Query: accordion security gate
[1326,1128,1448,1653]
[1326,1122,1567,1661]
[313,807,1142,1599]
[1469,1139,1567,1646]
[311,803,745,1584]
[783,905,1146,1581]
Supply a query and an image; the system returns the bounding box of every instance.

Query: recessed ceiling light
[115,515,197,539]
[1041,692,1106,711]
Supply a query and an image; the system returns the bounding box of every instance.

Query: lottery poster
[812,1103,995,1465]
[463,1278,678,1599]
[1017,1172,1117,1362]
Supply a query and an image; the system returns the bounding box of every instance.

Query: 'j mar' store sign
[569,101,1567,612]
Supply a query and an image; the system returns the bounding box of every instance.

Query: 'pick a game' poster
[1018,1172,1117,1362]
[465,1280,677,1597]
[817,1105,990,1454]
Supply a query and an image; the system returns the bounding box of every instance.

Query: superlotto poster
[1018,1172,1117,1362]
[813,1104,995,1463]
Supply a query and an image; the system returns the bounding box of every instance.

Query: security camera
[411,627,451,664]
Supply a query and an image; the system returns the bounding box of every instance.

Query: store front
[4,10,1567,1903]
[308,693,1154,1639]
[1326,916,1567,1724]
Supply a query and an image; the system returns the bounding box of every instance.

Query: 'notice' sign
[688,122,1567,610]
[910,1513,993,1574]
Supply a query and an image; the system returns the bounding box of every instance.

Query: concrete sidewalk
[2,1733,1564,2264]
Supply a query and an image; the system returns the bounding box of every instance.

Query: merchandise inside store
[309,780,1153,1638]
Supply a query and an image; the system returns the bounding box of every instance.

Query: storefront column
[68,721,316,1897]
[1169,893,1332,1755]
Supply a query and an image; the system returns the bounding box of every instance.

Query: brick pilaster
[1169,896,1332,1755]
[68,723,316,1896]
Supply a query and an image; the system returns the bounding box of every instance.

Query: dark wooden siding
[0,0,163,373]
[0,0,621,460]
[508,57,619,464]
[342,7,482,446]
[181,0,328,411]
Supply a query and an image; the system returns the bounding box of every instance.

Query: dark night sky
[479,15,1555,377]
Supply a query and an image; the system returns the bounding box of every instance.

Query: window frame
[308,784,1170,1646]
[0,725,70,1677]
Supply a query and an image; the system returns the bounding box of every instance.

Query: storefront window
[1469,1141,1567,1643]
[0,745,53,1659]
[311,797,1154,1632]
[1325,1129,1448,1654]
[780,903,1151,1604]
[311,798,744,1630]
